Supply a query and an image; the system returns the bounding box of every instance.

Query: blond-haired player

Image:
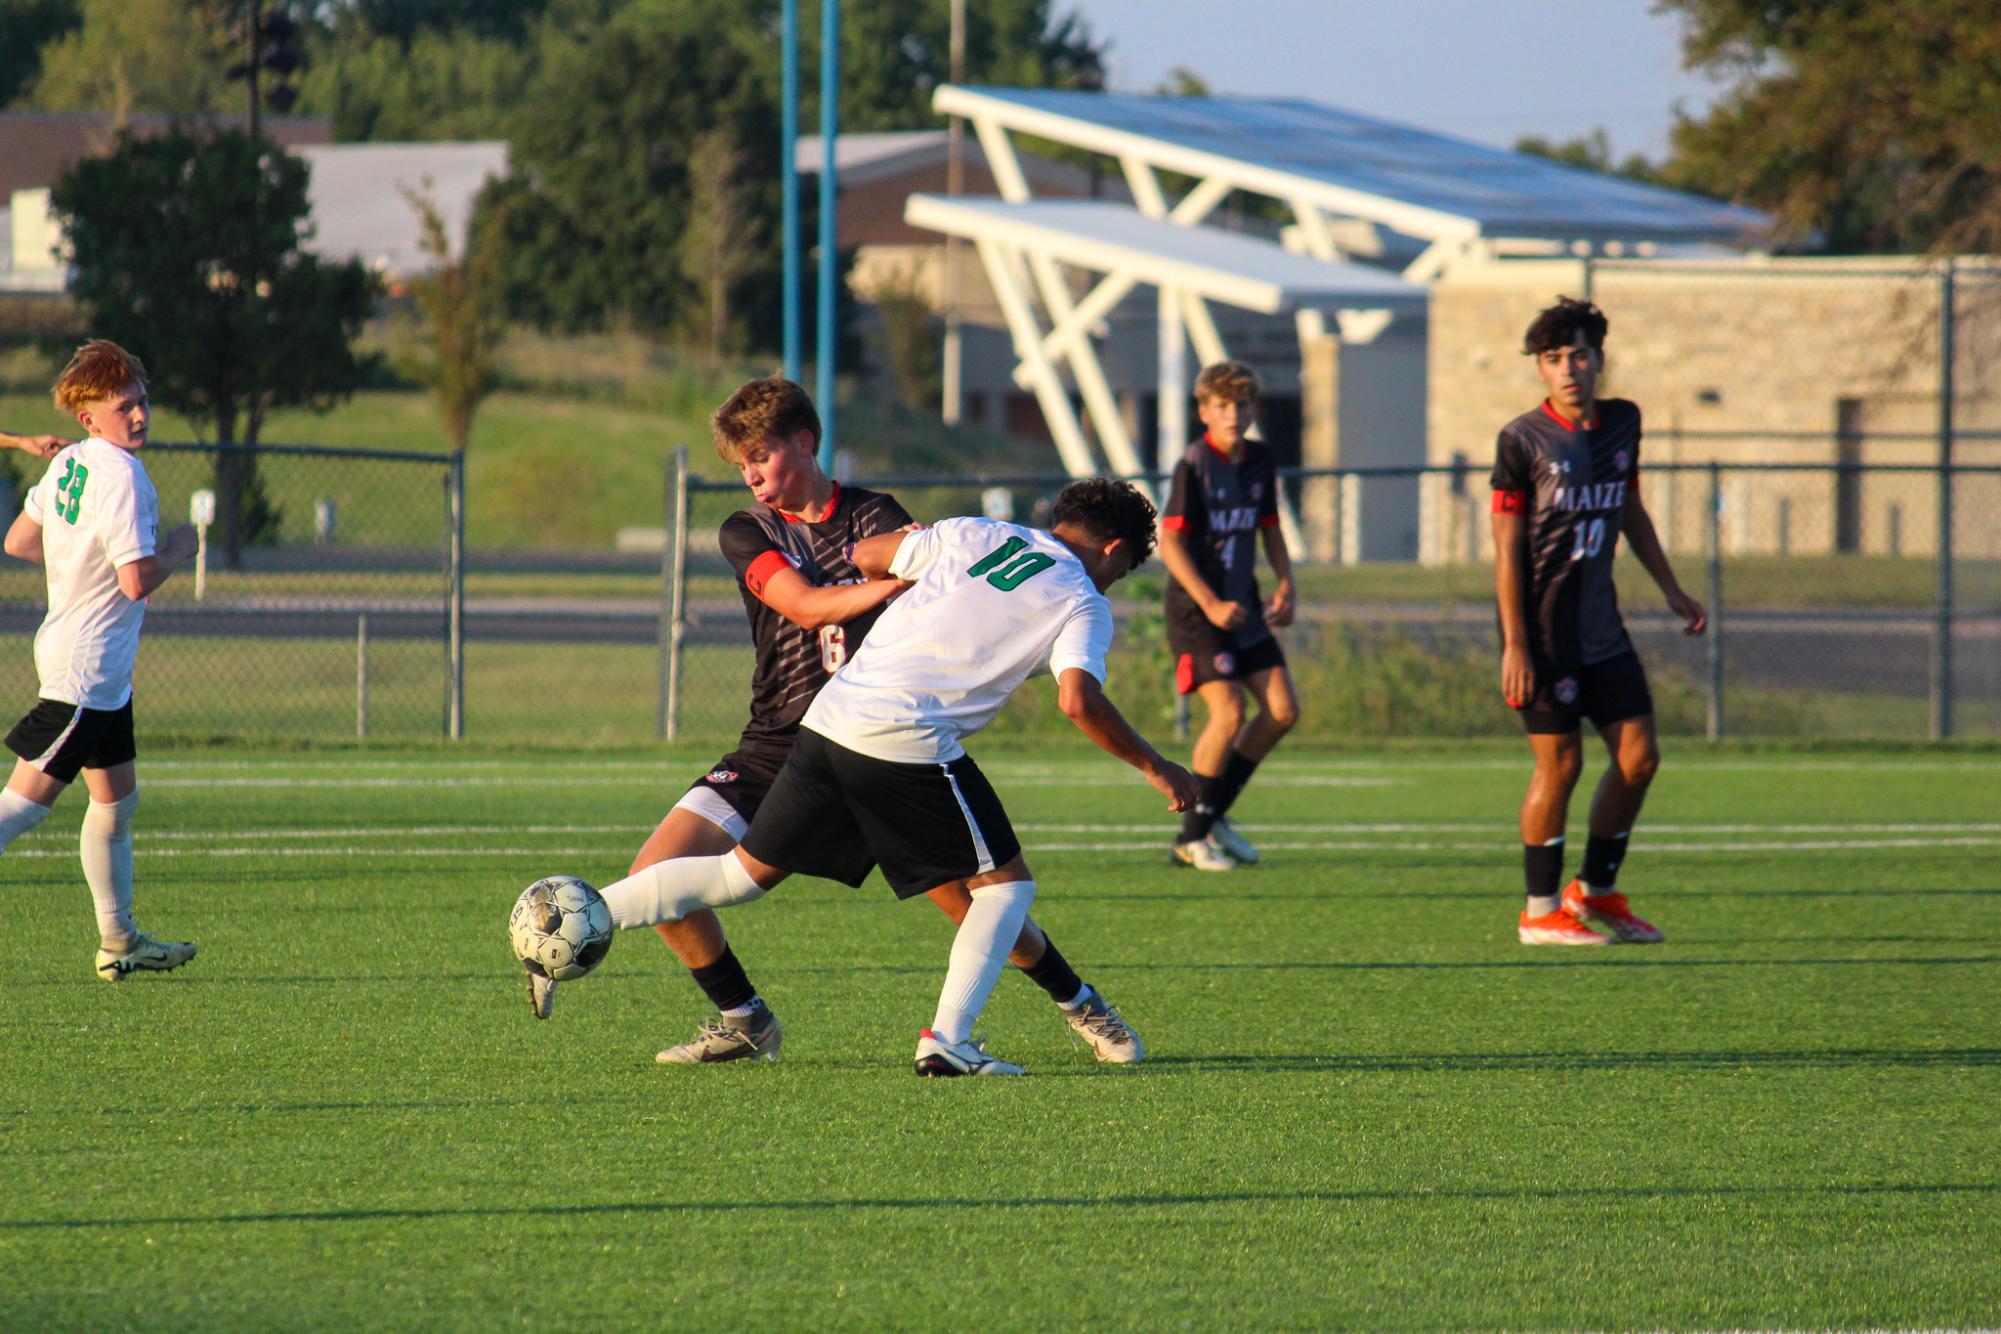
[1,340,199,979]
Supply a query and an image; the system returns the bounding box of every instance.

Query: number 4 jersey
[24,438,159,710]
[1490,398,1642,673]
[717,484,913,751]
[803,516,1115,764]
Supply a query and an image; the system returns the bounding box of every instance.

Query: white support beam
[1157,284,1187,476]
[971,115,1031,202]
[1121,155,1170,218]
[1178,288,1227,369]
[974,236,1099,478]
[1038,270,1138,365]
[1024,250,1146,477]
[1169,175,1232,226]
[1288,198,1342,262]
[1334,308,1395,344]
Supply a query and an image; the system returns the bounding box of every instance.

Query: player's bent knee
[1621,747,1661,788]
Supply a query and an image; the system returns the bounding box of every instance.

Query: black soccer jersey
[716,484,912,752]
[1490,398,1642,672]
[1162,434,1280,648]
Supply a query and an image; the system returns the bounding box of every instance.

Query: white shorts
[672,785,749,841]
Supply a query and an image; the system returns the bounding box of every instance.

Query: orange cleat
[1518,906,1610,945]
[1561,880,1665,944]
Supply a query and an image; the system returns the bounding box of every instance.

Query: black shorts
[740,728,1023,899]
[1518,651,1653,735]
[6,697,137,783]
[1171,626,1287,695]
[675,744,790,838]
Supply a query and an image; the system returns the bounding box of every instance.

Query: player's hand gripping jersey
[1161,436,1279,647]
[803,516,1114,764]
[1491,399,1642,673]
[716,483,912,749]
[25,439,159,709]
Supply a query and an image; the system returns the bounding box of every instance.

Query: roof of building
[297,142,508,278]
[0,111,332,202]
[904,195,1424,315]
[934,86,1769,248]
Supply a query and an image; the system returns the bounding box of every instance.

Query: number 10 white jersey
[802,516,1114,764]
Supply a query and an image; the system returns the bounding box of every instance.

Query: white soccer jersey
[23,438,159,709]
[803,516,1114,764]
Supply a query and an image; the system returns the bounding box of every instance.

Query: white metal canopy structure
[905,193,1422,484]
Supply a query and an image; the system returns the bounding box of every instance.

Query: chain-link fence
[656,457,2001,747]
[0,442,463,740]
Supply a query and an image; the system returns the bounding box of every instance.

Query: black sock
[1020,933,1086,1006]
[1523,839,1565,901]
[689,946,758,1013]
[1179,773,1223,841]
[1581,833,1629,890]
[1211,749,1261,818]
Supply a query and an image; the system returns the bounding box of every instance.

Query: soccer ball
[509,876,614,981]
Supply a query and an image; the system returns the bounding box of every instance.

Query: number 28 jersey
[1490,398,1641,671]
[717,484,912,751]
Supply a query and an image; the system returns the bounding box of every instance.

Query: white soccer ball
[509,875,615,982]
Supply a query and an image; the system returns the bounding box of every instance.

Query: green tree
[678,128,763,357]
[23,0,234,120]
[402,186,507,452]
[1656,0,2001,252]
[49,127,378,560]
[1514,129,1664,186]
[296,24,536,141]
[0,0,81,108]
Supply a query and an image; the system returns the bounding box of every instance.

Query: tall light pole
[815,0,839,472]
[781,0,801,383]
[941,0,964,426]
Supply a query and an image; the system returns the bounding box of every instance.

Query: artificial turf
[4,744,1996,1330]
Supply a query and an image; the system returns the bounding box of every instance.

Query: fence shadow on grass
[6,1179,1995,1233]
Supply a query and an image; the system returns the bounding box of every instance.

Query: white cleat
[95,933,196,981]
[913,1029,1024,1076]
[1061,990,1145,1064]
[1170,835,1235,872]
[1208,817,1260,865]
[525,970,557,1019]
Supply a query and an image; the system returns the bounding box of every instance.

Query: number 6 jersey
[24,438,159,709]
[717,483,912,752]
[1490,398,1642,673]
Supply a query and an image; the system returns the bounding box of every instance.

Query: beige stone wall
[1426,256,2001,563]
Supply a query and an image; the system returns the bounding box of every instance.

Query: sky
[1066,0,1729,161]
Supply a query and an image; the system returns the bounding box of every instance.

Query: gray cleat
[657,1004,782,1064]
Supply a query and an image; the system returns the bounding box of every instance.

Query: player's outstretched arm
[0,430,67,460]
[848,530,912,581]
[1622,487,1706,635]
[1056,667,1199,811]
[1492,508,1536,706]
[114,524,199,601]
[757,564,908,631]
[4,511,43,565]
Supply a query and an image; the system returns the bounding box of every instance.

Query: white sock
[0,787,53,853]
[931,879,1036,1044]
[599,852,767,929]
[1059,983,1093,1011]
[80,790,138,946]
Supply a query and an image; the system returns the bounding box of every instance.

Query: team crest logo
[1554,678,1579,705]
[1214,651,1236,676]
[1613,449,1630,474]
[707,769,738,784]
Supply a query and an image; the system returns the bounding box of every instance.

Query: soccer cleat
[525,970,556,1020]
[1170,835,1235,872]
[1517,907,1609,946]
[1208,816,1260,865]
[656,1004,782,1064]
[1562,880,1665,944]
[913,1029,1024,1076]
[95,933,196,981]
[1061,990,1145,1064]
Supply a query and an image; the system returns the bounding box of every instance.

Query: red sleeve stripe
[1160,515,1190,532]
[1258,513,1280,529]
[1491,490,1528,515]
[744,549,790,600]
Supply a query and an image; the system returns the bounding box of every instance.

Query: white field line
[10,835,2001,860]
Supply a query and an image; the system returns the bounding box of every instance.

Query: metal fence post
[1932,261,1956,741]
[356,612,369,740]
[663,447,690,743]
[1706,462,1724,742]
[446,450,465,740]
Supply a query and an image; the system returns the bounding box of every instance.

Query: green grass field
[4,742,1997,1329]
